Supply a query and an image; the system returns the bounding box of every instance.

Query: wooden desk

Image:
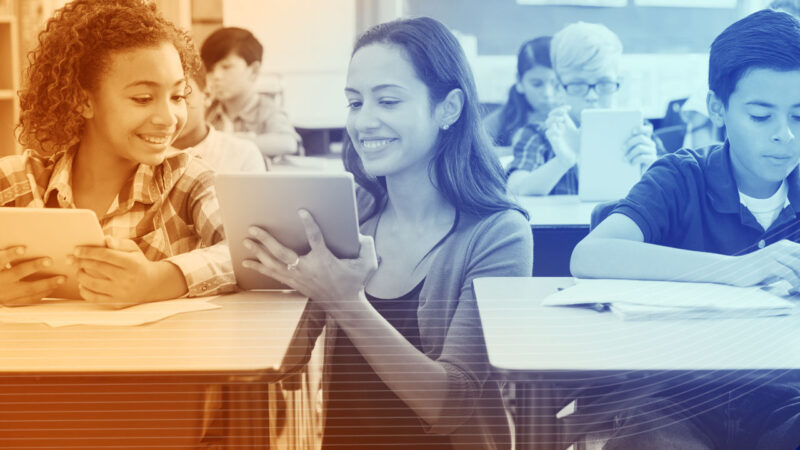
[517,196,600,277]
[0,291,318,449]
[474,277,800,449]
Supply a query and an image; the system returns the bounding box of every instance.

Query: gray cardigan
[286,193,533,450]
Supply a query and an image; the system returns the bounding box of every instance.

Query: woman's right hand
[0,246,65,306]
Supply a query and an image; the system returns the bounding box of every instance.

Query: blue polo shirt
[612,141,800,255]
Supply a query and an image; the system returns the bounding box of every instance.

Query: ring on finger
[286,256,300,271]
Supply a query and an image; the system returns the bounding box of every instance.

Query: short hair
[342,17,527,222]
[550,22,622,77]
[709,9,800,106]
[18,0,195,156]
[770,0,800,18]
[200,27,262,71]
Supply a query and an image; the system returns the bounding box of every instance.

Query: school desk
[474,277,800,450]
[518,195,601,276]
[0,290,321,449]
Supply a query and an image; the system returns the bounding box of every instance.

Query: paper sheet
[0,297,222,327]
[543,279,796,320]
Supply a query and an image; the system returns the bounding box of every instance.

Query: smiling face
[557,67,618,125]
[516,65,560,116]
[344,43,444,178]
[716,68,800,197]
[82,42,187,166]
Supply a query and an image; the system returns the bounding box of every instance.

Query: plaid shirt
[207,92,301,146]
[0,148,237,297]
[506,122,579,195]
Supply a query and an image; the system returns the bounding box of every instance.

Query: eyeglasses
[562,81,620,96]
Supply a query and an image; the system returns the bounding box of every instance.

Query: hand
[544,105,579,167]
[624,123,658,172]
[242,209,378,312]
[724,240,800,292]
[72,237,162,308]
[0,246,65,306]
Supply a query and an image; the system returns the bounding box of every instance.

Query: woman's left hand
[243,209,378,311]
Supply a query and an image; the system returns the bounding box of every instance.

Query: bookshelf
[0,13,18,156]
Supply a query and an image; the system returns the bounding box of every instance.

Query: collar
[704,140,800,214]
[207,92,261,126]
[43,147,77,208]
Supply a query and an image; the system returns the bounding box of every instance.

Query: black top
[322,278,453,449]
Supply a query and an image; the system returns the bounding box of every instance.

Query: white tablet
[578,109,644,202]
[215,172,361,290]
[0,208,105,299]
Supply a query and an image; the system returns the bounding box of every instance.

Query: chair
[654,124,688,154]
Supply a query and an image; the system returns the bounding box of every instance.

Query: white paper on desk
[0,297,221,327]
[543,279,796,319]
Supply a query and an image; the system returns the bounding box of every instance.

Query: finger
[630,123,652,137]
[771,256,800,290]
[73,258,124,281]
[0,246,26,268]
[624,140,656,161]
[298,210,327,252]
[3,257,54,282]
[104,236,140,252]
[78,283,115,305]
[73,246,130,269]
[76,269,116,296]
[2,276,65,306]
[241,258,297,288]
[247,226,298,266]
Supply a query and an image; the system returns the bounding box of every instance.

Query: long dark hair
[342,17,527,223]
[491,36,552,146]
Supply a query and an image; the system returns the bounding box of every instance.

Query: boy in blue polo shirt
[570,9,800,449]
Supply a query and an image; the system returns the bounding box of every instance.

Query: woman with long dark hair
[243,16,532,449]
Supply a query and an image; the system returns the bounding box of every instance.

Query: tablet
[0,208,105,299]
[578,109,644,202]
[215,172,361,290]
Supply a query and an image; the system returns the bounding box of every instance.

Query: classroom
[0,0,799,449]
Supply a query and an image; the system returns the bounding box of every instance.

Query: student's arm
[164,170,237,297]
[508,156,574,195]
[239,103,301,157]
[507,123,575,196]
[571,213,735,282]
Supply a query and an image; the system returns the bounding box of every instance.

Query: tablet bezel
[215,172,361,290]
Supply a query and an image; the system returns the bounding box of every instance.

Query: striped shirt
[506,122,579,195]
[0,148,237,297]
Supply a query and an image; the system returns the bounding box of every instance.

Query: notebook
[542,279,796,321]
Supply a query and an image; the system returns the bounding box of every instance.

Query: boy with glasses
[507,22,660,196]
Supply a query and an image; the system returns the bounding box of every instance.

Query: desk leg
[516,381,563,450]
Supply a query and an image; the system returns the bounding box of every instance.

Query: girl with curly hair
[0,0,236,306]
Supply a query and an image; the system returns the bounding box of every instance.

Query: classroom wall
[404,0,746,55]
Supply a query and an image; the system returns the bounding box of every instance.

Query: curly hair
[18,0,196,156]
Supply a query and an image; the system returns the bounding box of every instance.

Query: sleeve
[0,153,40,207]
[238,141,268,173]
[256,97,302,144]
[506,124,550,175]
[611,154,694,244]
[427,211,534,434]
[165,169,238,296]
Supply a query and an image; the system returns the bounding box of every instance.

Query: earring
[441,123,450,130]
